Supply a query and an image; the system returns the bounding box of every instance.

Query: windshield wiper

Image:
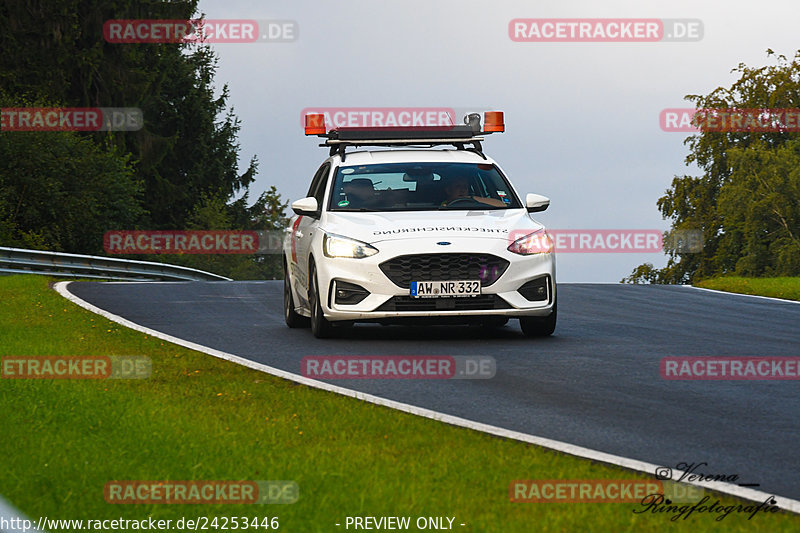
[438,205,506,210]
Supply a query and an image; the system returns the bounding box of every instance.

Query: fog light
[518,276,550,302]
[334,281,370,305]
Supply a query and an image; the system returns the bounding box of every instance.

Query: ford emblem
[436,241,451,246]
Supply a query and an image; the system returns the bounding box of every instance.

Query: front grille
[376,294,510,312]
[379,253,509,288]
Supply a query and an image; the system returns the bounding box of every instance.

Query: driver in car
[343,178,381,208]
[441,176,505,207]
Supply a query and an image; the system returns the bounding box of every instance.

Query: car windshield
[328,162,521,212]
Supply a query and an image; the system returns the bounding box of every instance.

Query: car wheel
[283,263,309,328]
[519,300,557,337]
[309,264,336,339]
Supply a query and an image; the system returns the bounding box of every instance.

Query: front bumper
[313,237,556,322]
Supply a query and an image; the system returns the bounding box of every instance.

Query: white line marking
[54,281,800,514]
[0,495,44,532]
[684,285,800,305]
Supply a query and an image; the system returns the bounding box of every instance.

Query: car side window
[307,163,331,209]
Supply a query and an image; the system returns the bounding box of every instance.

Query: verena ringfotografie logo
[1,356,151,379]
[508,230,664,253]
[0,108,142,131]
[638,464,777,522]
[301,108,458,130]
[661,357,800,380]
[103,19,298,43]
[104,480,298,504]
[654,461,757,486]
[509,19,703,42]
[661,108,800,132]
[301,355,495,379]
[635,494,779,522]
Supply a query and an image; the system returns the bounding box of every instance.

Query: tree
[0,92,144,254]
[620,263,659,284]
[0,0,257,229]
[718,139,800,276]
[149,186,290,280]
[625,50,800,283]
[1,0,285,280]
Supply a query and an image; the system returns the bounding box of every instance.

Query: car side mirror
[291,197,319,217]
[525,193,550,213]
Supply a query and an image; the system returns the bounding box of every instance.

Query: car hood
[322,209,544,244]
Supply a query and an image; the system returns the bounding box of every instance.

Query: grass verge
[694,276,800,302]
[1,274,798,532]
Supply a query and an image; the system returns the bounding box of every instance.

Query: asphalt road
[67,281,800,501]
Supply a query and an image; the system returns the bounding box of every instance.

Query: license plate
[410,280,481,298]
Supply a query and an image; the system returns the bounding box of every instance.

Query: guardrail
[0,246,231,281]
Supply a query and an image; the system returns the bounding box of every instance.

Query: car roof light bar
[304,111,504,161]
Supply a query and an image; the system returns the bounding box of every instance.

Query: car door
[293,161,331,304]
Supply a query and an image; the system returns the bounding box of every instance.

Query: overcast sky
[195,0,800,282]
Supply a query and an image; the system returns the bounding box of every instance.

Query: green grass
[695,276,800,301]
[1,274,798,532]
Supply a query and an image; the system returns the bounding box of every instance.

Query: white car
[283,112,556,338]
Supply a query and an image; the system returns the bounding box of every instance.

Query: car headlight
[323,233,379,258]
[507,229,553,255]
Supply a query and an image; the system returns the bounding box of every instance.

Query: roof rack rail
[304,111,504,162]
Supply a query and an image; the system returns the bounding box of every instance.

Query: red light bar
[305,113,326,135]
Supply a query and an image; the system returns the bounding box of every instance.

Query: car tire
[309,264,336,339]
[284,262,309,328]
[519,300,557,337]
